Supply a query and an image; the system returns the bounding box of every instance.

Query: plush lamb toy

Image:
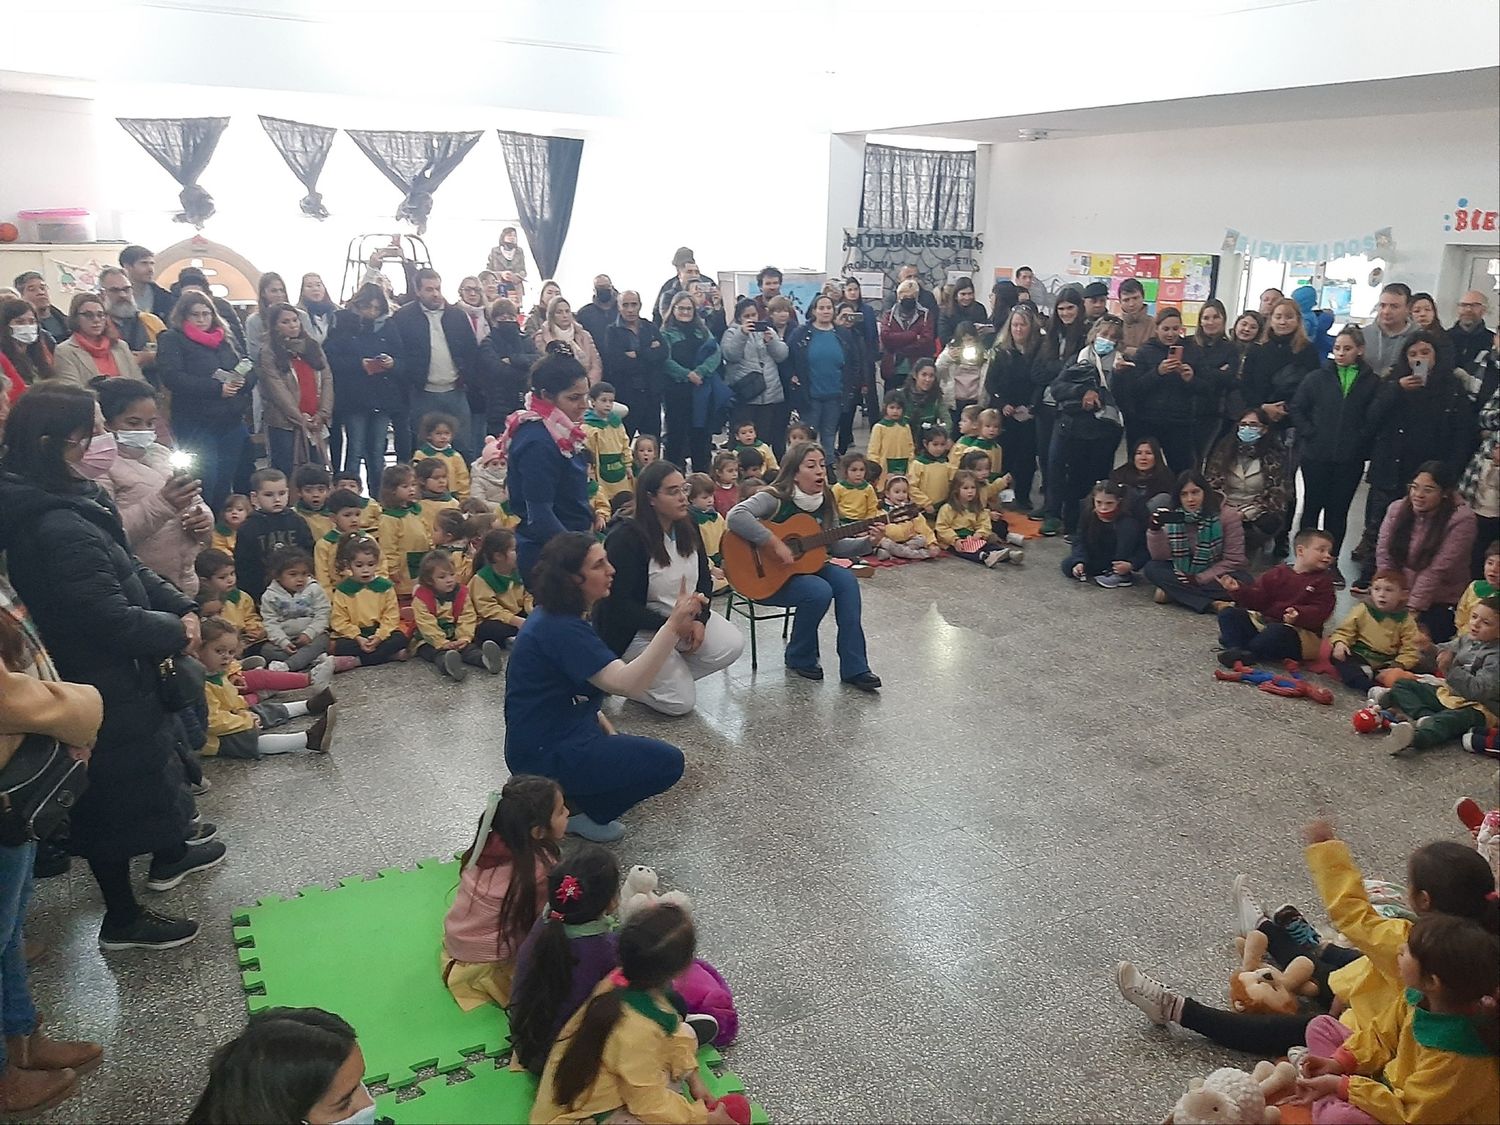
[618,865,692,923]
[1171,1061,1297,1125]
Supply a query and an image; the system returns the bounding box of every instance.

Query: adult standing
[892,265,940,322]
[1049,315,1126,536]
[1290,325,1379,583]
[1220,310,1265,439]
[1037,287,1089,508]
[297,273,338,343]
[725,441,882,690]
[1117,279,1154,359]
[524,281,563,338]
[877,280,935,396]
[12,273,67,344]
[601,291,665,438]
[1351,331,1477,594]
[1250,297,1319,554]
[119,245,173,320]
[752,267,798,328]
[1131,307,1221,473]
[171,267,246,354]
[0,386,219,952]
[531,297,603,385]
[1362,283,1416,376]
[475,298,537,440]
[658,292,722,473]
[99,267,165,381]
[721,298,788,447]
[1,298,54,391]
[985,305,1047,516]
[1203,409,1291,561]
[257,302,335,474]
[95,378,213,597]
[324,283,405,493]
[241,272,297,364]
[502,348,596,579]
[454,277,490,346]
[937,277,988,347]
[0,578,105,1114]
[1373,462,1477,643]
[989,280,1020,334]
[1257,288,1284,318]
[841,278,881,430]
[1409,292,1457,374]
[789,295,857,446]
[1450,290,1492,371]
[391,269,480,460]
[654,251,701,324]
[1186,298,1235,456]
[487,226,529,300]
[49,293,143,387]
[1458,386,1499,578]
[595,461,744,715]
[504,531,696,843]
[1143,470,1249,613]
[154,290,254,512]
[575,274,617,343]
[1081,281,1109,326]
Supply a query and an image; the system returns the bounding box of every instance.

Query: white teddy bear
[618,865,692,923]
[1171,1061,1297,1125]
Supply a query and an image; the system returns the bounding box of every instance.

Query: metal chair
[722,588,795,670]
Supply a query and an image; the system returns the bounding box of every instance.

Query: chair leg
[748,598,758,670]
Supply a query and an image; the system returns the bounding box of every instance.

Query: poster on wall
[719,271,827,318]
[1049,250,1218,323]
[841,228,984,305]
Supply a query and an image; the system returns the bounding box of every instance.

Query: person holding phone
[720,299,788,452]
[324,282,405,495]
[1143,470,1250,613]
[1131,307,1221,474]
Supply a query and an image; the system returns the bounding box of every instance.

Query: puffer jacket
[323,309,406,415]
[1132,338,1223,427]
[1365,369,1478,491]
[720,324,787,406]
[154,328,253,431]
[100,443,213,597]
[1290,360,1380,463]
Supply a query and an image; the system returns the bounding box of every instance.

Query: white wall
[978,106,1500,311]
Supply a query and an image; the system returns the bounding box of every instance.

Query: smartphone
[167,450,195,480]
[1168,345,1184,364]
[1411,359,1429,384]
[1153,508,1189,525]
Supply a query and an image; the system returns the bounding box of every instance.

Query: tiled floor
[25,481,1499,1124]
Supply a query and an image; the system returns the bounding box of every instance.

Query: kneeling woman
[595,461,744,716]
[725,441,882,690]
[504,532,701,843]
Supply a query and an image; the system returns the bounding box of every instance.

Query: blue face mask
[1093,337,1116,356]
[1237,426,1262,443]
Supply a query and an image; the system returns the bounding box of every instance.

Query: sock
[283,700,310,719]
[1165,989,1185,1023]
[258,732,311,755]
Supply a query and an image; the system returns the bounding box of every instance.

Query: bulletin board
[718,271,828,319]
[1064,251,1220,327]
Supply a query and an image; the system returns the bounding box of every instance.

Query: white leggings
[622,614,745,716]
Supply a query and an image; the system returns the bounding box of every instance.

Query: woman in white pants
[594,461,743,715]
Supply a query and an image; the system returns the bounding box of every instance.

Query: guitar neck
[799,516,881,550]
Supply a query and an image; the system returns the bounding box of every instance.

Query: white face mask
[11,324,39,345]
[114,429,156,451]
[792,486,824,512]
[323,1092,377,1125]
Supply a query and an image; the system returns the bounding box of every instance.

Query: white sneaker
[1366,686,1390,707]
[309,654,335,689]
[1387,721,1415,754]
[1115,961,1179,1026]
[1232,873,1267,938]
[983,549,1005,568]
[1006,531,1026,547]
[268,660,290,673]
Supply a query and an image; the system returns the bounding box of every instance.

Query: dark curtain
[345,129,483,232]
[116,117,230,228]
[495,130,584,280]
[860,143,976,231]
[258,115,337,219]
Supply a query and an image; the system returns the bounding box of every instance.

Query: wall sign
[1443,197,1498,233]
[1220,227,1393,264]
[841,228,984,289]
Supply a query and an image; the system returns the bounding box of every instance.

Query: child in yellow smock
[376,465,432,597]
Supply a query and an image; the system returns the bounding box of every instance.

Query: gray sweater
[1363,320,1416,377]
[260,579,332,647]
[725,490,870,557]
[720,325,788,405]
[1439,633,1498,710]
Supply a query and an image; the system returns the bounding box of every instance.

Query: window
[859,144,976,231]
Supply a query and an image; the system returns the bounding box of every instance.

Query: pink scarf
[182,322,225,349]
[501,392,587,460]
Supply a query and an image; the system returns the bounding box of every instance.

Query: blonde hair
[1262,298,1312,353]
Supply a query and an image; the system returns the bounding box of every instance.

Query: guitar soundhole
[784,537,802,558]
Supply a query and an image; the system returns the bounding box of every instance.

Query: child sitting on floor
[730,419,777,475]
[194,548,270,658]
[469,527,532,647]
[377,464,431,598]
[413,456,460,536]
[867,392,915,485]
[468,436,509,510]
[956,448,1016,526]
[908,424,953,516]
[412,550,502,680]
[431,508,476,586]
[833,451,879,521]
[509,843,622,1076]
[315,490,375,592]
[441,776,565,1011]
[935,471,1019,567]
[412,412,471,499]
[710,451,739,516]
[1062,481,1144,588]
[1216,528,1337,667]
[292,463,334,540]
[1328,569,1422,691]
[630,433,658,477]
[785,420,815,448]
[531,902,744,1125]
[875,475,941,560]
[330,534,409,667]
[212,493,249,555]
[196,617,336,757]
[585,383,633,510]
[236,468,315,602]
[1457,540,1499,631]
[1375,595,1498,754]
[331,471,381,530]
[687,474,727,583]
[258,548,334,677]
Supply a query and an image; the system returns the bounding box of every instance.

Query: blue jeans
[173,419,249,513]
[343,409,394,496]
[266,426,326,476]
[0,843,39,1069]
[409,389,473,461]
[803,397,842,447]
[507,731,684,824]
[757,561,870,679]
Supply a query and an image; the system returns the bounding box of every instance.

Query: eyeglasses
[656,485,689,498]
[1458,301,1485,309]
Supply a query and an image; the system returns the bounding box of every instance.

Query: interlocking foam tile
[232,858,510,1088]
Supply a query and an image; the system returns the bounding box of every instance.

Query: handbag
[0,734,87,848]
[727,368,767,404]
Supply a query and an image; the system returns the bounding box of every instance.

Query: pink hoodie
[101,444,212,597]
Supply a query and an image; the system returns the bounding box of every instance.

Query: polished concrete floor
[25,480,1500,1124]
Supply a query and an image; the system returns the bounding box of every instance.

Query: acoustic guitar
[720,504,918,601]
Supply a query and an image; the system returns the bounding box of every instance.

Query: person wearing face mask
[1203,408,1291,561]
[12,273,68,345]
[576,274,618,343]
[0,386,214,953]
[0,297,54,390]
[50,294,143,388]
[92,378,212,596]
[878,280,935,395]
[1049,316,1128,537]
[187,1007,376,1125]
[486,225,529,300]
[324,283,405,496]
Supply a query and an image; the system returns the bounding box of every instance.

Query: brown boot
[0,1061,77,1113]
[9,1031,103,1074]
[305,686,336,714]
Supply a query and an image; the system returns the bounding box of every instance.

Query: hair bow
[555,874,582,904]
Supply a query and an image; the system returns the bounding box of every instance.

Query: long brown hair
[629,459,696,566]
[765,441,836,524]
[457,775,561,959]
[1388,461,1457,572]
[0,297,53,383]
[265,302,327,371]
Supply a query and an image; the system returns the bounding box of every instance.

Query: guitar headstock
[879,503,921,524]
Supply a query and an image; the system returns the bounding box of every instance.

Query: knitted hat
[672,246,695,268]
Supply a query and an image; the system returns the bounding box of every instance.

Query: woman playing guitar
[724,441,883,691]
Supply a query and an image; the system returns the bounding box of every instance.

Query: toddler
[442,776,565,1011]
[469,528,533,647]
[867,392,914,484]
[376,464,432,597]
[957,448,1015,521]
[292,463,334,540]
[258,548,334,676]
[411,550,502,680]
[431,508,476,586]
[329,534,409,666]
[331,470,380,531]
[876,475,941,560]
[1215,529,1337,666]
[1376,595,1498,754]
[315,490,377,592]
[629,433,658,477]
[735,445,766,484]
[687,473,727,583]
[194,549,268,654]
[196,617,336,757]
[785,421,815,447]
[413,456,460,536]
[833,452,879,521]
[900,360,949,446]
[584,383,633,509]
[710,451,740,516]
[1062,481,1145,587]
[936,322,986,429]
[1456,540,1499,631]
[738,479,767,501]
[468,436,508,509]
[730,419,778,475]
[908,424,953,515]
[235,468,315,601]
[936,471,1020,566]
[212,493,249,555]
[1328,569,1422,691]
[412,412,471,498]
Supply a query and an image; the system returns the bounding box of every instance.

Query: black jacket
[602,317,667,397]
[1221,343,1265,423]
[155,327,254,430]
[1131,339,1223,427]
[593,519,712,657]
[576,300,616,344]
[234,508,315,601]
[0,474,193,860]
[1365,370,1478,491]
[324,310,406,415]
[1051,357,1124,443]
[1450,320,1491,372]
[390,301,480,393]
[1248,334,1319,410]
[937,300,989,347]
[985,345,1048,413]
[476,322,537,428]
[1290,360,1380,463]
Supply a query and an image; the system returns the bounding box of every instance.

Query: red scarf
[183,322,225,349]
[72,331,120,377]
[1,355,23,403]
[292,356,319,416]
[501,392,587,460]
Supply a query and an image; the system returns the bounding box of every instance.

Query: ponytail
[1408,841,1499,927]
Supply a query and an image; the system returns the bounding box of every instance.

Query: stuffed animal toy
[1214,661,1333,705]
[674,958,739,1046]
[1171,1061,1298,1125]
[1351,703,1394,733]
[618,865,692,923]
[1478,809,1500,887]
[1230,930,1318,1015]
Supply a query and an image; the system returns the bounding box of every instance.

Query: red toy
[1213,660,1334,705]
[708,1094,752,1124]
[1352,704,1395,733]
